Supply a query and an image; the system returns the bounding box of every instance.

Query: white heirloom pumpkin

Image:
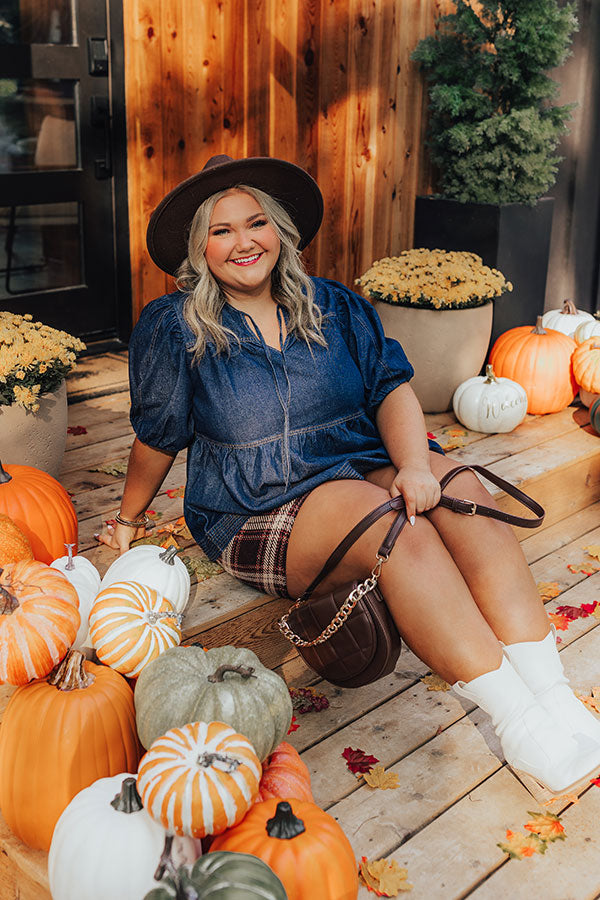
[574,319,600,345]
[452,365,528,433]
[100,544,190,614]
[48,774,199,900]
[541,299,594,337]
[50,544,101,649]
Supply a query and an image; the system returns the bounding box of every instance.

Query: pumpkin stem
[110,776,144,814]
[0,576,19,614]
[207,664,256,683]
[484,364,497,383]
[266,800,306,840]
[64,543,76,571]
[48,650,95,690]
[0,461,12,485]
[154,834,175,881]
[532,316,547,335]
[146,609,182,626]
[562,299,578,315]
[154,835,198,899]
[159,545,180,566]
[196,751,241,773]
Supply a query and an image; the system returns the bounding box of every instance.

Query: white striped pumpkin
[89,581,181,678]
[136,721,261,838]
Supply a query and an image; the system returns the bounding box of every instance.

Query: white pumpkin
[100,544,190,614]
[50,544,101,650]
[574,319,600,345]
[48,773,199,900]
[541,299,594,337]
[452,365,528,433]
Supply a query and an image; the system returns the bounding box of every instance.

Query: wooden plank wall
[122,0,451,320]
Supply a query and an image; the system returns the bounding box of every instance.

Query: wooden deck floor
[2,353,600,899]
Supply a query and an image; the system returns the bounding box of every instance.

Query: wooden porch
[2,352,600,899]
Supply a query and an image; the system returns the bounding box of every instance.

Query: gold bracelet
[115,511,150,529]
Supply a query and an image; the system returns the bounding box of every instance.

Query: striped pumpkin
[0,560,80,685]
[89,581,181,678]
[137,721,262,838]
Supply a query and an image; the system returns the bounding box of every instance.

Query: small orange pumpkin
[0,461,77,563]
[0,514,34,565]
[256,742,314,803]
[0,650,141,850]
[572,339,600,394]
[0,560,80,684]
[210,798,359,900]
[489,317,577,414]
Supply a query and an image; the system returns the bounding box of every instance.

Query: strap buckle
[461,499,477,515]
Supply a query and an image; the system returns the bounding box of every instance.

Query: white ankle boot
[452,657,600,794]
[502,628,600,745]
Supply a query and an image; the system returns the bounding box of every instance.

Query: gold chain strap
[278,556,386,647]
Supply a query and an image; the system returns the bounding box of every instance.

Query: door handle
[90,95,112,180]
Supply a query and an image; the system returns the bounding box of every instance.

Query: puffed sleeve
[325,280,414,413]
[128,296,194,453]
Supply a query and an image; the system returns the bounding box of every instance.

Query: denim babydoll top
[129,276,442,561]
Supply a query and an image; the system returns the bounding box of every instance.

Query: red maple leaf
[548,612,570,631]
[591,776,600,787]
[67,425,87,435]
[581,602,599,617]
[342,746,379,775]
[555,605,587,620]
[286,716,299,734]
[427,432,437,440]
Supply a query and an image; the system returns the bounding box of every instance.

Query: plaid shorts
[217,494,310,598]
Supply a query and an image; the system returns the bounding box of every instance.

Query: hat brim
[146,157,324,276]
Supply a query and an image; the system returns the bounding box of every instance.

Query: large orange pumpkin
[0,461,78,563]
[0,514,33,565]
[210,798,359,900]
[0,560,80,685]
[256,742,314,803]
[488,317,577,414]
[0,650,141,850]
[572,339,600,394]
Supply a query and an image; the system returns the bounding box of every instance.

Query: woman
[97,154,600,794]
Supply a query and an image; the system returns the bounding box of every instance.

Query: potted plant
[0,311,85,476]
[411,0,579,349]
[356,248,512,412]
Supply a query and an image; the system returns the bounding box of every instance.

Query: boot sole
[511,764,599,797]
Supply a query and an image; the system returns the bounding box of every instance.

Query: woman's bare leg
[286,478,502,684]
[366,453,550,645]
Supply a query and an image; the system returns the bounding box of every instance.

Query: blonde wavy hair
[175,185,326,362]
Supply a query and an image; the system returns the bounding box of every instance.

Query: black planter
[414,196,555,351]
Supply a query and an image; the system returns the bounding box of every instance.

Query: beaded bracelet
[115,511,150,529]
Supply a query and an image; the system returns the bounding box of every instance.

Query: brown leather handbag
[278,464,545,688]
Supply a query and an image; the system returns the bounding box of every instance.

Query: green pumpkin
[590,396,600,436]
[145,850,288,900]
[134,645,293,761]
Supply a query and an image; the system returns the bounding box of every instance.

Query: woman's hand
[390,465,441,523]
[94,521,146,555]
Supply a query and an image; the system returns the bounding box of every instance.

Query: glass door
[0,0,127,341]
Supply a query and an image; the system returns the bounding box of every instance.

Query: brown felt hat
[146,154,324,275]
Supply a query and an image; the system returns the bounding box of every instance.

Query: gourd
[136,721,262,838]
[452,365,528,433]
[590,396,600,436]
[0,560,80,684]
[134,644,293,760]
[0,513,34,565]
[0,650,141,850]
[49,775,199,900]
[101,545,191,615]
[210,799,359,900]
[89,581,181,678]
[574,319,600,345]
[0,460,78,563]
[541,299,594,337]
[488,317,577,415]
[257,742,313,803]
[146,849,288,900]
[50,543,101,649]
[572,339,600,395]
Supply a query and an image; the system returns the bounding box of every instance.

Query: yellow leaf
[567,562,600,576]
[592,606,600,621]
[421,673,450,691]
[359,857,413,895]
[363,765,400,790]
[497,829,547,859]
[524,810,566,843]
[537,582,561,601]
[439,437,465,451]
[576,687,600,715]
[584,544,600,562]
[159,535,179,551]
[542,793,580,807]
[446,427,467,437]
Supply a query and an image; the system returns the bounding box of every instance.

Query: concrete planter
[0,381,68,478]
[374,301,493,413]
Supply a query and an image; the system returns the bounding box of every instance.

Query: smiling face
[205,190,281,301]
